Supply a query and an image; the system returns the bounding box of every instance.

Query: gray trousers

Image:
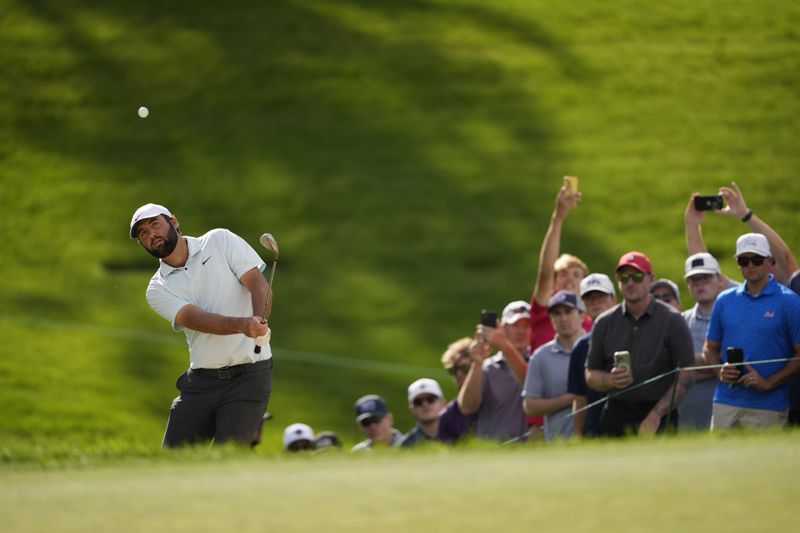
[162,358,273,448]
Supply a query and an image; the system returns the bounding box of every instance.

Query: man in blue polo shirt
[705,233,800,430]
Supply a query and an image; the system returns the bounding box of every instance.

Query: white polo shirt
[146,228,270,369]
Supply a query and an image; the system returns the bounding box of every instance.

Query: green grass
[3,431,799,532]
[1,0,800,458]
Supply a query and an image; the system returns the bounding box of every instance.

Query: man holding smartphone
[703,234,800,430]
[458,300,531,441]
[585,252,695,436]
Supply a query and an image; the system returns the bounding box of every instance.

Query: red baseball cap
[615,251,653,275]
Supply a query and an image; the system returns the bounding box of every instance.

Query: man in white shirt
[130,203,272,448]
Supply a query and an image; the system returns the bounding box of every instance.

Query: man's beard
[147,224,180,259]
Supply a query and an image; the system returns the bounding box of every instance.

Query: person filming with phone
[585,252,695,436]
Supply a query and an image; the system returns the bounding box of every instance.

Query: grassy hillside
[1,0,799,458]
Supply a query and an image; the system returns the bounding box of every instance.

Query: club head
[259,233,279,261]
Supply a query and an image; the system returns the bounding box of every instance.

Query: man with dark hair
[523,291,586,440]
[130,203,273,448]
[586,252,695,436]
[704,234,800,430]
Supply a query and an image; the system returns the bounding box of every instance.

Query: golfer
[130,203,273,448]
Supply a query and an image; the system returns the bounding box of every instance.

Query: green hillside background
[2,0,799,460]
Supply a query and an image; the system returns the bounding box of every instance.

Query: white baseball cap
[283,423,314,450]
[501,300,531,325]
[407,378,444,403]
[129,203,173,239]
[735,233,771,258]
[684,253,721,278]
[579,273,616,297]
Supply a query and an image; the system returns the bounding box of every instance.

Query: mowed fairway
[3,431,798,532]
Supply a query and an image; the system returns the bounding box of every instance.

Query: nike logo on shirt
[202,257,212,265]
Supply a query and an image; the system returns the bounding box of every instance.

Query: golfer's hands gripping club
[244,316,271,346]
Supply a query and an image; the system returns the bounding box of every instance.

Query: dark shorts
[162,358,273,448]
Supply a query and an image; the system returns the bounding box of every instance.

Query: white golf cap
[283,423,314,450]
[407,378,444,403]
[501,300,531,325]
[579,273,616,297]
[129,203,173,239]
[735,233,771,258]
[684,253,721,278]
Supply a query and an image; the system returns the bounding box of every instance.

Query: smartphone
[726,347,747,375]
[480,310,497,327]
[613,350,633,380]
[563,175,579,195]
[694,195,724,211]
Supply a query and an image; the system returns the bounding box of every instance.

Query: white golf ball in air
[138,106,149,118]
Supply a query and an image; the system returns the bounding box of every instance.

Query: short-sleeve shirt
[473,353,527,441]
[682,305,712,354]
[530,299,593,351]
[586,299,695,402]
[522,337,576,440]
[707,275,800,412]
[566,336,605,436]
[146,229,268,369]
[436,399,475,443]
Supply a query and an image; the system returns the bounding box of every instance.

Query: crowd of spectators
[283,181,800,452]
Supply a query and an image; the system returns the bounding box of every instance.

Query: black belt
[192,362,253,380]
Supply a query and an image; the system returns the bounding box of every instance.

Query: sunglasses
[617,271,645,283]
[448,364,471,376]
[412,395,439,407]
[360,416,383,428]
[736,255,766,267]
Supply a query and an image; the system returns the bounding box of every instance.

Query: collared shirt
[586,299,694,402]
[436,399,475,443]
[523,336,578,440]
[708,275,800,412]
[146,229,269,369]
[400,425,435,448]
[351,428,404,452]
[682,304,712,354]
[474,353,527,441]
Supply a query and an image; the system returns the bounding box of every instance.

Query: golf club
[254,233,279,354]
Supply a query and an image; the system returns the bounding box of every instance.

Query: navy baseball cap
[354,394,389,423]
[547,290,586,313]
